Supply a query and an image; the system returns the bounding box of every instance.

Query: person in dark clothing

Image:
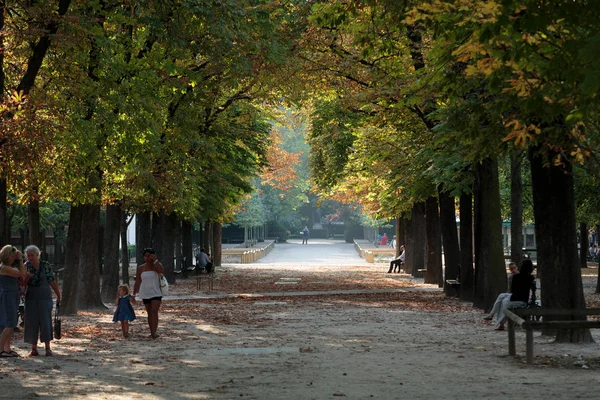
[495,259,536,330]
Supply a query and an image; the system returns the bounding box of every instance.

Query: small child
[113,285,136,338]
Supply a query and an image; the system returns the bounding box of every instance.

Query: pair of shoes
[495,326,505,331]
[45,350,53,357]
[29,350,39,357]
[483,316,493,321]
[150,333,160,339]
[387,271,392,274]
[0,350,18,358]
[124,333,130,339]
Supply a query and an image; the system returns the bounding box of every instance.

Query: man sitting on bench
[388,245,405,273]
[195,249,210,274]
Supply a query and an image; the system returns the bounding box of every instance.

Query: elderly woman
[0,245,26,357]
[23,245,61,356]
[133,248,164,339]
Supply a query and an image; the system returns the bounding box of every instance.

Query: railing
[222,240,276,264]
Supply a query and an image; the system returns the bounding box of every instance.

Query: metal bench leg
[526,328,534,365]
[508,319,516,356]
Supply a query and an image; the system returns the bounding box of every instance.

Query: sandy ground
[2,239,600,399]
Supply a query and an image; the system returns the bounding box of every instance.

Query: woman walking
[0,245,27,358]
[133,248,164,339]
[23,245,61,356]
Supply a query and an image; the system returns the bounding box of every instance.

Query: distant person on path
[388,245,405,273]
[0,245,26,358]
[113,284,136,338]
[23,245,61,357]
[494,259,536,331]
[195,248,210,273]
[302,226,309,245]
[133,248,164,339]
[379,233,388,246]
[483,262,518,321]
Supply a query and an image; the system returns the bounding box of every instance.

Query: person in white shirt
[388,245,405,273]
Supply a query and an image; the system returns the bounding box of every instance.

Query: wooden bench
[445,279,460,296]
[504,308,600,365]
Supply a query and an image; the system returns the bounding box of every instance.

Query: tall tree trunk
[510,151,524,265]
[404,216,414,274]
[0,178,7,245]
[424,196,443,287]
[473,159,507,311]
[182,220,193,277]
[459,191,474,302]
[101,204,121,302]
[175,219,182,271]
[411,202,426,277]
[60,204,83,315]
[439,188,460,295]
[212,221,222,266]
[162,212,177,283]
[579,223,588,272]
[135,211,151,266]
[77,204,105,310]
[203,221,211,253]
[120,210,130,284]
[28,198,41,246]
[530,146,592,342]
[151,211,165,261]
[596,223,600,293]
[396,217,406,257]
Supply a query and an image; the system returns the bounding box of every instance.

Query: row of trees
[0,1,310,312]
[296,0,600,342]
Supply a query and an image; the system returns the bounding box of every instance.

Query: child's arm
[129,294,136,305]
[115,294,119,306]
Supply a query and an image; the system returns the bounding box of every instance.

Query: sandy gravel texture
[2,239,600,399]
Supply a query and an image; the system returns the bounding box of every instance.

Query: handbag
[54,302,62,339]
[159,274,169,296]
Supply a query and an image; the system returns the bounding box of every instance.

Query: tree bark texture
[151,211,165,262]
[529,147,592,343]
[403,216,414,274]
[101,204,121,302]
[424,196,443,287]
[396,217,407,257]
[76,204,105,310]
[411,202,426,277]
[135,211,151,265]
[473,159,507,312]
[28,198,41,246]
[60,204,83,315]
[0,179,7,245]
[212,221,222,266]
[120,210,130,284]
[162,212,177,283]
[439,189,460,294]
[510,152,524,265]
[182,220,193,276]
[579,223,588,272]
[203,221,211,254]
[459,191,474,302]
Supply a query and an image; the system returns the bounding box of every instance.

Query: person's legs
[486,293,509,320]
[144,301,152,334]
[0,327,13,352]
[150,299,161,338]
[388,260,394,273]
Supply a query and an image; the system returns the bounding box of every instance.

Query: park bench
[504,307,600,365]
[445,279,460,296]
[196,262,215,291]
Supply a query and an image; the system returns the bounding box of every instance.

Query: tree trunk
[101,204,121,302]
[77,204,105,310]
[28,198,41,246]
[459,191,474,302]
[396,217,406,257]
[151,211,165,261]
[439,188,460,295]
[120,210,130,284]
[579,223,588,272]
[203,221,211,254]
[60,204,83,315]
[212,221,222,266]
[175,219,182,272]
[411,202,426,277]
[0,179,7,245]
[182,220,193,277]
[473,159,507,311]
[510,151,524,265]
[404,216,414,274]
[530,146,592,342]
[135,211,151,266]
[424,196,443,287]
[162,212,177,283]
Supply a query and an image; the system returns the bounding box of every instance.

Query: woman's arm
[133,266,142,296]
[0,263,26,277]
[49,280,61,304]
[154,260,164,274]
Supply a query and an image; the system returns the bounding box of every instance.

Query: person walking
[23,245,61,357]
[302,226,309,245]
[133,248,164,339]
[0,245,26,358]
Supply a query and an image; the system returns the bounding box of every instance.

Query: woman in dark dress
[23,245,61,356]
[0,245,26,357]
